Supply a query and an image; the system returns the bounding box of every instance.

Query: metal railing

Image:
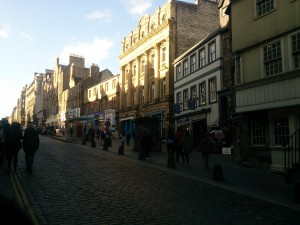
[284,129,300,182]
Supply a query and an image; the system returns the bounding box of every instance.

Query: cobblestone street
[15,136,300,225]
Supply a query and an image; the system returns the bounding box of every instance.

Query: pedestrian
[126,131,131,146]
[4,122,23,174]
[118,131,126,154]
[174,127,184,163]
[96,127,101,145]
[0,119,10,168]
[0,125,5,168]
[166,126,175,155]
[22,122,40,174]
[100,129,105,145]
[140,129,153,160]
[182,130,193,166]
[199,132,215,167]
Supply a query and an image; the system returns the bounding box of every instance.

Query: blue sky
[0,0,195,119]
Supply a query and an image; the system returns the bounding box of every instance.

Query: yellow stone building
[119,0,220,139]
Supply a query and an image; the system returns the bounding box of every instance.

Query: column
[165,38,170,96]
[144,51,150,104]
[127,62,133,108]
[135,57,140,106]
[154,43,160,101]
[120,66,125,110]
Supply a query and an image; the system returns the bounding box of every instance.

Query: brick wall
[175,0,219,58]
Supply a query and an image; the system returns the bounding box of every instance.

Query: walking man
[23,122,40,174]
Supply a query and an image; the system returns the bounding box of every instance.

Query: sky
[0,0,196,119]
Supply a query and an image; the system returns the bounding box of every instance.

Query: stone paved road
[16,136,300,225]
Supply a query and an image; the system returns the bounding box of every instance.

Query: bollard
[118,146,124,155]
[213,164,224,181]
[167,155,176,168]
[91,140,96,148]
[139,150,145,160]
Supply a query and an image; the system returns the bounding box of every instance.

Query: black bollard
[212,164,224,181]
[167,155,176,168]
[138,150,145,160]
[118,146,124,155]
[103,138,108,151]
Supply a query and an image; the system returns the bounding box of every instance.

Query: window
[93,87,96,95]
[183,89,188,110]
[208,42,216,63]
[235,54,241,85]
[190,85,197,108]
[161,47,166,64]
[257,0,274,17]
[141,86,144,105]
[291,32,300,69]
[150,54,155,71]
[209,78,217,102]
[274,117,289,145]
[251,119,266,145]
[190,86,196,100]
[176,92,181,104]
[263,41,282,76]
[183,60,188,76]
[191,54,196,73]
[88,90,91,98]
[112,79,116,89]
[151,81,155,102]
[105,83,108,91]
[199,82,206,105]
[162,78,166,99]
[132,65,137,81]
[141,59,145,74]
[199,48,205,68]
[176,64,182,80]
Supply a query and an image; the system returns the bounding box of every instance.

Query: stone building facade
[230,0,300,172]
[118,0,220,140]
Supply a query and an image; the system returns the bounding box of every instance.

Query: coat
[182,135,193,154]
[23,127,39,153]
[4,127,23,156]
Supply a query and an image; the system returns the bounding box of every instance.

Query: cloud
[59,37,114,67]
[122,0,153,17]
[86,9,112,23]
[17,30,34,42]
[0,23,11,38]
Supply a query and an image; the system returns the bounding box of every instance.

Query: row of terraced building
[8,0,300,174]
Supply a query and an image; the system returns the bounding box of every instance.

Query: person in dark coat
[166,126,175,155]
[4,122,23,174]
[126,131,131,146]
[199,132,215,167]
[174,127,184,163]
[182,130,193,166]
[23,122,39,174]
[140,129,153,160]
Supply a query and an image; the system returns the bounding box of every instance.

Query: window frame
[199,81,206,106]
[263,40,282,77]
[199,48,206,68]
[251,119,266,146]
[176,64,182,81]
[208,41,216,63]
[183,59,188,77]
[291,32,300,70]
[190,54,196,73]
[183,89,189,110]
[256,0,275,17]
[209,78,217,103]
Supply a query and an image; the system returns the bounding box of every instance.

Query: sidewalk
[52,134,300,211]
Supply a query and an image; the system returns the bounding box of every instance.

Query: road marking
[11,170,40,225]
